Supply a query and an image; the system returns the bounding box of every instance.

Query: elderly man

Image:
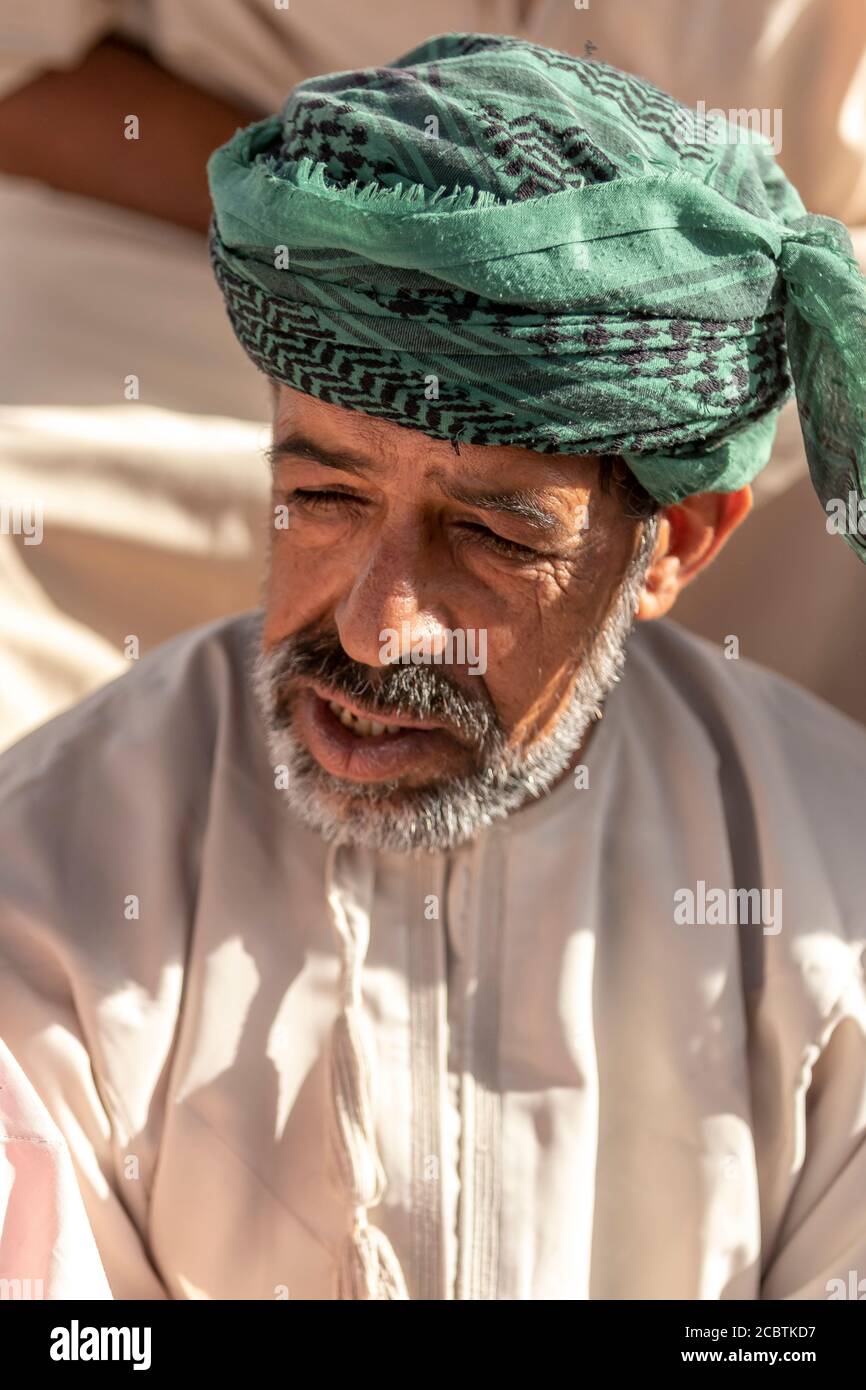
[1,33,866,1302]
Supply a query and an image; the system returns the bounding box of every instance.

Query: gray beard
[250,524,657,854]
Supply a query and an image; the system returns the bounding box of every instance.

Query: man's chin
[258,724,514,852]
[284,743,491,853]
[258,695,591,852]
[300,752,444,807]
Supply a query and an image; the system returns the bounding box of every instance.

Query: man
[1,33,866,1300]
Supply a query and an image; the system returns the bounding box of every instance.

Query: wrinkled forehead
[272,384,603,499]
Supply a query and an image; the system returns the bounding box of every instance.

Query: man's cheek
[497,589,598,732]
[266,552,334,631]
[479,582,575,711]
[481,635,540,732]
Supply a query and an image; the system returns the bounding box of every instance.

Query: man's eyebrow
[265,432,375,477]
[438,481,561,531]
[267,434,564,530]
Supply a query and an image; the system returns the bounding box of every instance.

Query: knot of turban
[208,31,866,561]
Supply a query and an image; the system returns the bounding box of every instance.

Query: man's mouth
[290,684,472,785]
[325,695,403,739]
[322,690,448,739]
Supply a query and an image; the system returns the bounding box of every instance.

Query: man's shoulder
[631,622,866,761]
[0,610,261,794]
[628,618,866,791]
[625,620,866,1003]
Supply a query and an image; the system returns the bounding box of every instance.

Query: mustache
[265,630,500,750]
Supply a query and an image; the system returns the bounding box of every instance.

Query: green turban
[208,32,866,560]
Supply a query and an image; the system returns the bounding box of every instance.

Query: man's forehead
[273,385,599,494]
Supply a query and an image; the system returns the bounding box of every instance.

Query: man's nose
[334,535,453,670]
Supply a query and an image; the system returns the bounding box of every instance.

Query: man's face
[254,386,653,851]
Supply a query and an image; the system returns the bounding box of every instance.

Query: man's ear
[636,486,752,621]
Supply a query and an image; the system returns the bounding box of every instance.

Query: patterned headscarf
[208,32,866,560]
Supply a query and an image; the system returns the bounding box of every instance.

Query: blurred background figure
[0,0,863,749]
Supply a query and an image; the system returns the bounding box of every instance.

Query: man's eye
[283,488,363,513]
[456,520,540,560]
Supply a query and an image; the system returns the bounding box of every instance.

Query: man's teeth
[328,700,401,737]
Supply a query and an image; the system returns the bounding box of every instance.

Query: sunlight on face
[253,387,654,851]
